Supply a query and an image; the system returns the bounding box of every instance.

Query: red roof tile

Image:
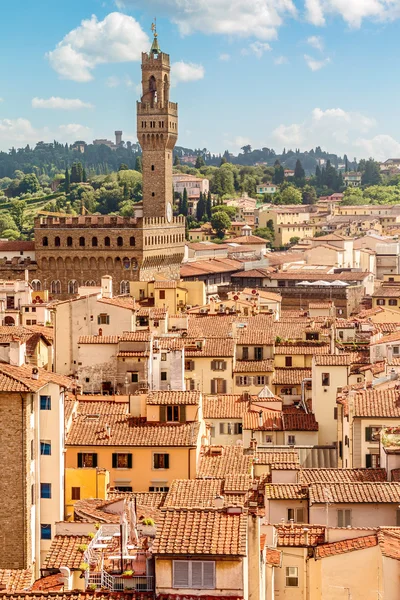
[316,535,378,558]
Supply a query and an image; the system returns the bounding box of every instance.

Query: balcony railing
[86,571,154,592]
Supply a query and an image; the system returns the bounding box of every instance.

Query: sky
[2,0,400,160]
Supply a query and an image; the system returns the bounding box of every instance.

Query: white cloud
[171,61,205,84]
[47,12,149,82]
[274,55,289,65]
[272,107,380,157]
[32,97,93,110]
[0,117,92,150]
[0,98,3,103]
[106,76,121,88]
[355,134,400,162]
[58,124,92,139]
[304,54,331,71]
[305,0,400,28]
[219,53,231,61]
[307,35,324,51]
[120,0,297,40]
[124,76,134,88]
[242,41,271,58]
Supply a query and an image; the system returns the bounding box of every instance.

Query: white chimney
[32,367,39,380]
[214,495,224,509]
[101,275,113,299]
[59,567,72,591]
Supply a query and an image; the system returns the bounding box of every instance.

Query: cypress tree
[206,190,212,219]
[196,192,205,221]
[181,187,188,216]
[64,167,70,194]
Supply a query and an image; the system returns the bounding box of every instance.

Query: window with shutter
[337,509,351,527]
[179,405,186,423]
[173,561,189,587]
[366,454,372,468]
[202,562,215,588]
[285,567,299,587]
[296,508,304,523]
[396,510,400,526]
[365,427,372,441]
[159,405,166,422]
[191,562,203,588]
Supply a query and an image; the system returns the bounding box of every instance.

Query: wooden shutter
[296,508,304,523]
[127,454,133,468]
[160,406,166,422]
[77,453,83,468]
[396,510,400,526]
[191,562,203,588]
[365,427,372,441]
[222,379,227,393]
[179,405,186,423]
[211,379,216,394]
[173,561,189,587]
[366,454,372,468]
[222,361,227,370]
[211,360,216,371]
[154,454,160,469]
[337,510,343,527]
[112,454,118,468]
[202,562,215,589]
[164,454,170,469]
[92,453,98,468]
[345,510,351,526]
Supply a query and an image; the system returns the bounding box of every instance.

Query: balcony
[86,571,153,592]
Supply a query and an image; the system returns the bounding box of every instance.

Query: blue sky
[1,0,400,160]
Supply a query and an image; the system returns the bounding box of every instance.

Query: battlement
[35,215,138,229]
[141,51,170,68]
[143,215,185,228]
[137,101,178,116]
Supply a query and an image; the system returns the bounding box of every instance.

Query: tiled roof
[373,286,400,298]
[309,482,400,504]
[188,315,236,338]
[106,491,167,508]
[371,330,400,345]
[243,407,282,431]
[164,479,223,508]
[283,412,318,431]
[117,351,149,357]
[316,535,378,558]
[153,509,247,556]
[25,324,55,341]
[136,307,167,318]
[275,344,330,355]
[67,414,200,447]
[273,368,312,385]
[0,241,35,251]
[226,235,267,245]
[0,363,73,393]
[0,569,32,592]
[42,535,91,569]
[299,468,387,484]
[120,331,152,342]
[242,288,282,302]
[276,524,325,547]
[265,484,308,500]
[224,474,252,493]
[378,528,400,560]
[266,548,282,566]
[97,296,136,310]
[203,395,248,419]
[185,338,235,357]
[154,281,177,289]
[181,258,242,277]
[146,391,201,405]
[78,335,119,344]
[74,397,128,414]
[351,388,400,418]
[0,594,153,600]
[269,271,368,282]
[234,360,274,373]
[197,446,252,479]
[314,354,352,366]
[255,451,300,468]
[30,574,64,592]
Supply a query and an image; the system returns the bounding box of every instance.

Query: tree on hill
[195,155,205,169]
[206,190,212,219]
[276,184,302,205]
[179,188,188,216]
[64,167,70,194]
[135,156,142,173]
[273,165,284,185]
[119,163,129,171]
[10,199,27,232]
[17,173,41,195]
[70,162,83,184]
[211,210,231,239]
[361,159,381,186]
[174,155,180,166]
[302,185,317,205]
[196,192,205,221]
[294,159,305,186]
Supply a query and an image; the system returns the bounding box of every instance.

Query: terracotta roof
[274,344,330,355]
[0,570,32,592]
[78,335,119,344]
[0,241,35,252]
[265,484,308,500]
[242,288,282,301]
[185,338,235,358]
[0,594,153,600]
[74,496,163,524]
[232,268,271,279]
[164,479,223,508]
[146,391,200,405]
[25,324,54,341]
[371,330,400,345]
[243,407,282,431]
[299,468,387,484]
[42,535,91,569]
[255,451,300,467]
[276,524,325,547]
[283,412,318,431]
[203,395,248,419]
[351,388,400,418]
[234,360,274,373]
[181,258,242,277]
[120,331,152,342]
[66,414,200,447]
[154,281,177,289]
[273,368,312,385]
[226,235,267,245]
[153,509,247,556]
[314,354,352,366]
[378,528,400,560]
[106,491,167,508]
[97,296,136,310]
[266,548,282,566]
[117,351,149,357]
[224,474,252,493]
[188,315,236,338]
[197,446,252,479]
[30,575,64,592]
[373,286,400,298]
[0,363,73,393]
[269,271,368,282]
[316,535,378,558]
[136,307,167,318]
[309,482,400,504]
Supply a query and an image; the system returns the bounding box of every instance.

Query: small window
[40,441,51,455]
[159,290,166,300]
[337,509,352,527]
[256,376,267,386]
[149,486,169,492]
[242,347,249,360]
[287,508,304,523]
[117,236,123,247]
[42,237,48,247]
[130,236,135,247]
[161,353,167,361]
[71,487,81,500]
[105,236,111,247]
[151,165,155,171]
[131,372,139,383]
[173,561,215,589]
[79,236,85,247]
[92,236,98,247]
[264,434,273,444]
[78,452,98,468]
[376,299,385,306]
[285,567,299,587]
[41,524,52,540]
[54,236,60,247]
[97,313,110,325]
[67,236,73,247]
[254,347,263,360]
[389,299,398,306]
[41,483,52,499]
[161,371,167,381]
[112,453,133,469]
[322,373,330,386]
[287,435,296,445]
[154,453,170,469]
[285,356,292,367]
[40,395,51,410]
[167,406,179,422]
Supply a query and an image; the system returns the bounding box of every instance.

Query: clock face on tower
[166,202,173,223]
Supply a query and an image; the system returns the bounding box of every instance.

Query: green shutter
[365,427,372,441]
[112,454,118,468]
[164,454,170,469]
[127,454,132,468]
[366,454,372,468]
[179,405,186,423]
[92,453,98,468]
[77,453,83,468]
[160,406,166,422]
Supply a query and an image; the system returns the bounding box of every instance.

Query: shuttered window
[154,453,170,469]
[112,453,132,468]
[337,509,351,527]
[173,561,215,589]
[77,452,98,468]
[211,379,227,393]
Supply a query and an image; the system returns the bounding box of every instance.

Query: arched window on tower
[67,236,73,247]
[130,236,135,247]
[31,280,41,292]
[68,280,78,294]
[105,236,110,247]
[55,236,60,247]
[42,237,48,247]
[50,280,61,294]
[79,236,85,247]
[92,236,98,247]
[117,236,123,247]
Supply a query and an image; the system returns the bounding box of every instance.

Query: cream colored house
[184,337,236,394]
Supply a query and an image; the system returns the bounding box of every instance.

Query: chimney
[32,367,39,380]
[258,410,263,428]
[213,495,224,509]
[101,275,113,299]
[59,567,72,591]
[105,424,111,438]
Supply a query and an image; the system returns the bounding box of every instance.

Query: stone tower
[137,26,177,220]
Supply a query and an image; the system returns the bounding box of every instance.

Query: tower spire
[150,19,161,55]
